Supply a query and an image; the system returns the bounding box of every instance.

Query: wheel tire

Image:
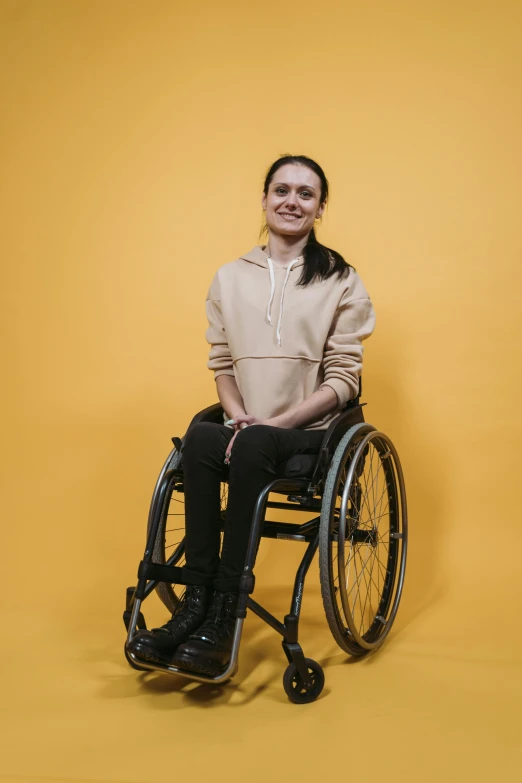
[319,425,408,654]
[319,423,375,655]
[283,659,325,704]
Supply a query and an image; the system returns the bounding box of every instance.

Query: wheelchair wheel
[319,423,407,655]
[149,445,185,614]
[150,445,228,614]
[283,659,325,704]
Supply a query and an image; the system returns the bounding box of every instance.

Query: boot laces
[197,592,237,640]
[154,588,202,635]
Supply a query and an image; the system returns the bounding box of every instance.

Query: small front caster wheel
[283,658,325,704]
[124,644,149,672]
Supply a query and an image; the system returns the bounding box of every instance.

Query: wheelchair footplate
[124,597,244,685]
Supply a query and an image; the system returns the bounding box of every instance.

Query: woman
[128,154,376,676]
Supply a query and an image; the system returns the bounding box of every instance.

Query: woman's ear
[316,201,326,219]
[261,193,267,211]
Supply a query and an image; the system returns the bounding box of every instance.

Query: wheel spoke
[366,549,383,597]
[363,450,385,529]
[348,536,381,634]
[348,542,370,614]
[373,480,390,526]
[360,507,390,526]
[343,539,356,594]
[357,547,373,632]
[360,447,380,522]
[373,551,391,578]
[351,547,362,620]
[342,445,393,636]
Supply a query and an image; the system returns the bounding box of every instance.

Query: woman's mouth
[278,212,302,220]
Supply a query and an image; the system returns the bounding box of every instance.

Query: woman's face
[262,164,325,240]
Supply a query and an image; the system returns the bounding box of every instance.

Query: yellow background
[1,0,521,781]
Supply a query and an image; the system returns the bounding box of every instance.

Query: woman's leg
[127,421,233,665]
[215,424,324,589]
[173,425,324,675]
[182,421,234,580]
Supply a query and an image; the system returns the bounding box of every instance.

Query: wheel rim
[285,660,324,702]
[153,474,187,611]
[325,426,373,655]
[337,431,407,650]
[291,669,319,697]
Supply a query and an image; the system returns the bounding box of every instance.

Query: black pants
[182,423,324,592]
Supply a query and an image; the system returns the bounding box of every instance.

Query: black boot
[126,586,210,666]
[172,591,239,676]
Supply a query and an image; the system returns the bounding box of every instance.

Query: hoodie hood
[240,246,304,346]
[239,245,305,269]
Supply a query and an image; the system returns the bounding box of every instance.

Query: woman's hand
[224,415,266,464]
[224,388,340,463]
[229,414,263,428]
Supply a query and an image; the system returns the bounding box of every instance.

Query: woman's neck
[265,232,308,265]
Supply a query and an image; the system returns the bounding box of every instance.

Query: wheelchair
[123,386,408,703]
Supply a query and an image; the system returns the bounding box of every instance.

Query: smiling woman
[265,167,323,232]
[127,154,376,677]
[260,154,352,286]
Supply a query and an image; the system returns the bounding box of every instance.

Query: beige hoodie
[205,245,376,431]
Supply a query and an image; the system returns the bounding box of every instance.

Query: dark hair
[262,154,353,286]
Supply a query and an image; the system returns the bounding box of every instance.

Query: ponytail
[298,227,353,287]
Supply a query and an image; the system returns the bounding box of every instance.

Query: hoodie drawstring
[266,257,299,347]
[266,258,276,326]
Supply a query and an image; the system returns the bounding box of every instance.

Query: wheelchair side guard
[185,402,225,432]
[310,401,366,488]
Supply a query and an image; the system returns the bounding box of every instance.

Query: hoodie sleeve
[319,277,376,407]
[205,273,235,380]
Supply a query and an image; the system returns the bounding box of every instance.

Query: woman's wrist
[216,376,247,424]
[264,413,293,429]
[226,407,247,421]
[266,388,338,430]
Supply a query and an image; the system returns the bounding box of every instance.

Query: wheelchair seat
[276,452,318,480]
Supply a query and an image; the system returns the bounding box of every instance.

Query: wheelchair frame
[124,389,407,702]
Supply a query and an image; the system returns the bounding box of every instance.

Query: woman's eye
[276,188,287,194]
[300,191,311,198]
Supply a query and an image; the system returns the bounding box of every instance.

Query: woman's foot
[126,586,210,666]
[172,591,239,676]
